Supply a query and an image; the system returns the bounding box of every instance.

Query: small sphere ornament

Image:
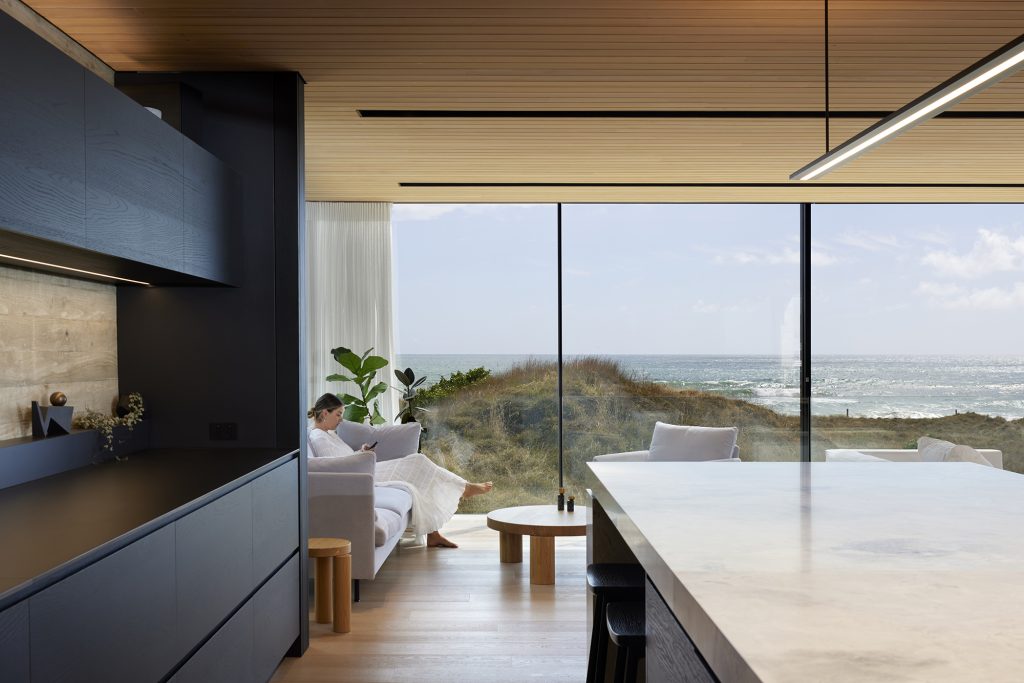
[49,391,67,407]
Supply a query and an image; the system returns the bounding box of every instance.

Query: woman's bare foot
[427,531,458,548]
[463,481,494,499]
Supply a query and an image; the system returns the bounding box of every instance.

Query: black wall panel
[29,524,177,683]
[175,483,254,658]
[85,72,184,271]
[116,73,303,453]
[0,13,86,247]
[0,601,29,683]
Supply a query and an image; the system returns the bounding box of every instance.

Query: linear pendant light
[791,32,1024,181]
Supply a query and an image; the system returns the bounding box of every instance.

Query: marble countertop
[588,462,1024,683]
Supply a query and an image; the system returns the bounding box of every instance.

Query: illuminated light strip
[792,33,1024,181]
[0,253,151,286]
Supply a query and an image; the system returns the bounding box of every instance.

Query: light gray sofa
[308,422,422,594]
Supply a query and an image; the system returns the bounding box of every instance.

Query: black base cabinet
[645,578,717,683]
[9,457,299,683]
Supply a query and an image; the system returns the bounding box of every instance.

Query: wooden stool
[308,537,352,634]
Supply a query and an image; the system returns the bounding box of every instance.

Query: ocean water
[396,354,1024,420]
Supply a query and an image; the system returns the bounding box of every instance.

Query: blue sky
[393,203,1024,355]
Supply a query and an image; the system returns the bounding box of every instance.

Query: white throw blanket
[376,454,466,535]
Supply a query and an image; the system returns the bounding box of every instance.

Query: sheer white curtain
[306,202,397,422]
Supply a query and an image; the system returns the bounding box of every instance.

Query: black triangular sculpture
[31,401,74,438]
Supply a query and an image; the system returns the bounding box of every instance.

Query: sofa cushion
[918,436,957,462]
[825,449,889,462]
[648,422,738,462]
[307,450,375,475]
[374,484,413,517]
[338,421,421,461]
[374,508,404,547]
[945,444,993,467]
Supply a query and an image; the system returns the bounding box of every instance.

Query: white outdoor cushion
[945,444,993,467]
[338,421,422,461]
[374,485,413,517]
[306,450,376,475]
[917,436,957,462]
[825,449,889,462]
[648,422,738,462]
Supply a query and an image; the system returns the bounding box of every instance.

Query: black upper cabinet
[0,13,86,247]
[86,73,185,272]
[185,138,237,283]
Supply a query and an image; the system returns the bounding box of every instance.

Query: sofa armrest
[593,450,650,462]
[308,471,376,578]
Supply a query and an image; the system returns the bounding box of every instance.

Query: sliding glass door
[392,204,558,511]
[559,204,803,499]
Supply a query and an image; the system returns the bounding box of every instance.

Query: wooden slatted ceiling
[25,0,1024,202]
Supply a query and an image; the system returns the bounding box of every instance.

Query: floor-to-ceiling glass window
[392,204,558,511]
[560,204,803,499]
[811,204,1024,473]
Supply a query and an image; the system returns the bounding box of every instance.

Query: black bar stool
[586,564,644,683]
[606,601,645,683]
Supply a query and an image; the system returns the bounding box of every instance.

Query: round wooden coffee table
[486,505,587,585]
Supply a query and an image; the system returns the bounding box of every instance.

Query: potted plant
[326,346,389,425]
[393,367,428,424]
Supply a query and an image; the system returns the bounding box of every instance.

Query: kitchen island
[587,462,1024,682]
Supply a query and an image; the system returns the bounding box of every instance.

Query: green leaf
[339,393,361,405]
[370,403,386,425]
[330,346,352,357]
[363,355,389,372]
[365,382,389,402]
[394,368,411,386]
[412,377,427,388]
[326,373,355,383]
[332,349,362,375]
[360,348,374,361]
[344,404,368,423]
[405,368,415,382]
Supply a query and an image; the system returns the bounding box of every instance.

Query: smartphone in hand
[367,441,378,450]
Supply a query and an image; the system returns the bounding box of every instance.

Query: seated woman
[307,393,492,548]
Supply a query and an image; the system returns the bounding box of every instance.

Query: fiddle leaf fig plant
[326,346,389,425]
[393,367,428,424]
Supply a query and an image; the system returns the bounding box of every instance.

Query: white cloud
[811,250,838,266]
[916,280,1024,310]
[921,229,1024,279]
[835,231,904,252]
[566,268,591,277]
[692,299,754,314]
[713,247,798,266]
[392,203,541,222]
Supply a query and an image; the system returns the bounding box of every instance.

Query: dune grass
[413,357,1024,513]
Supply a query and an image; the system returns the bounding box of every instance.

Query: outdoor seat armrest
[593,450,650,462]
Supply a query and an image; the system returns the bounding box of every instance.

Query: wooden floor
[272,515,587,683]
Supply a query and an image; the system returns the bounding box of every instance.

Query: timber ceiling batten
[24,1,1024,201]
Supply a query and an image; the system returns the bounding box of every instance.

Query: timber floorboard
[272,514,587,683]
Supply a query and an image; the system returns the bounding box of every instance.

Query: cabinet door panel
[169,601,254,683]
[253,554,300,681]
[30,524,177,683]
[184,138,234,282]
[253,459,299,582]
[645,578,716,683]
[85,73,183,270]
[0,13,86,246]
[0,601,29,683]
[175,483,253,658]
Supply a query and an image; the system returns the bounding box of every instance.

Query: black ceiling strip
[361,109,1024,119]
[400,182,1024,188]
